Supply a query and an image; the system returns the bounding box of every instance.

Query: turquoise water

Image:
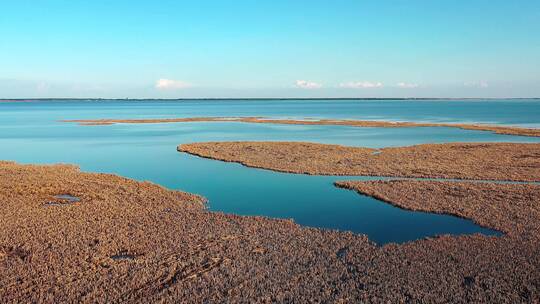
[1,99,539,244]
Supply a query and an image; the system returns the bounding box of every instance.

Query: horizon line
[1,97,540,102]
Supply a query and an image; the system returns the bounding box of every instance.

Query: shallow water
[1,99,539,244]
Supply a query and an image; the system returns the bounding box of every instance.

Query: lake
[1,99,539,244]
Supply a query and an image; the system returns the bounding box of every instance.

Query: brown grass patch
[179,141,540,181]
[2,161,540,302]
[335,180,540,237]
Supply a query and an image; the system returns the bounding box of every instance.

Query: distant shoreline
[1,97,540,102]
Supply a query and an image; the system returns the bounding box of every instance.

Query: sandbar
[62,117,540,137]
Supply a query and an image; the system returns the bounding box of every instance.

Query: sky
[1,0,539,98]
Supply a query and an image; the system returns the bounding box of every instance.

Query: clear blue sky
[1,0,539,98]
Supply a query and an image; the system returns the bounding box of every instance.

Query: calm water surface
[2,99,539,244]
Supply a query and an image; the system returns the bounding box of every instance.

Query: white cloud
[397,82,419,89]
[339,81,383,89]
[295,80,322,89]
[155,79,192,90]
[464,81,489,88]
[36,82,50,92]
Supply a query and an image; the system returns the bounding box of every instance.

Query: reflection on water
[55,194,81,202]
[1,99,537,243]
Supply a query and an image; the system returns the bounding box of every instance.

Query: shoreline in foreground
[1,160,540,302]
